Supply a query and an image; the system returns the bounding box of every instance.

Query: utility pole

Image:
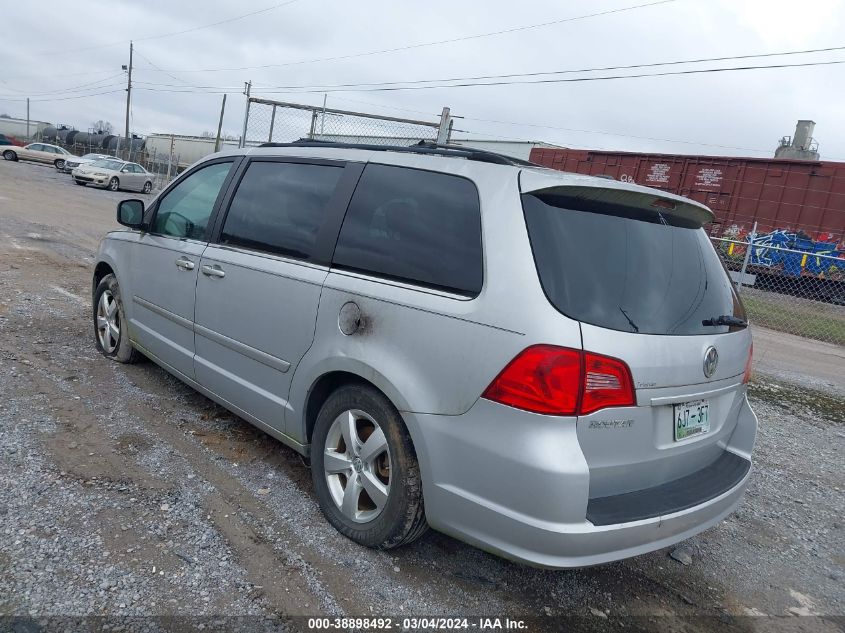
[214,94,227,152]
[436,106,452,145]
[239,80,251,148]
[123,41,133,159]
[26,98,30,140]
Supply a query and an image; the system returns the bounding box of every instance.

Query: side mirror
[116,199,146,229]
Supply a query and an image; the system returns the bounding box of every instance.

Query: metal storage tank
[71,131,91,146]
[105,135,145,153]
[63,129,79,145]
[529,148,845,241]
[42,126,58,141]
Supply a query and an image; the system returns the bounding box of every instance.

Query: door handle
[201,264,226,278]
[175,257,195,270]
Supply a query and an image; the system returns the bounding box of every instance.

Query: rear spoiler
[520,168,715,227]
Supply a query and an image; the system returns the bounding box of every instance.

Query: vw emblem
[703,346,719,378]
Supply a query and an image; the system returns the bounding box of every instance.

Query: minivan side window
[220,161,343,260]
[333,164,483,295]
[151,161,233,241]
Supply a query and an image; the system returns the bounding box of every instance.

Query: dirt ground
[1,160,843,631]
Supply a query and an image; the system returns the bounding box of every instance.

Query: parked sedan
[62,152,113,174]
[2,142,73,169]
[72,159,153,193]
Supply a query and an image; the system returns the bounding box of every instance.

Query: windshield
[90,159,123,170]
[521,192,746,336]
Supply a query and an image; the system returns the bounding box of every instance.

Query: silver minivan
[92,142,757,568]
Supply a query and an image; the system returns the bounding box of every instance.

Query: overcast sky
[1,0,844,159]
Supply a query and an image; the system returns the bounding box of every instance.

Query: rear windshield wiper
[702,315,747,327]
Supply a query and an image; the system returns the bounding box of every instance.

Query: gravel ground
[1,160,843,631]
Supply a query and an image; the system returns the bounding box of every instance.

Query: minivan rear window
[522,192,746,335]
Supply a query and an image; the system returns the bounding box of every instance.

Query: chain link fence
[242,97,451,147]
[711,235,845,346]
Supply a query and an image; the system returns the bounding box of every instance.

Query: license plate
[674,399,710,441]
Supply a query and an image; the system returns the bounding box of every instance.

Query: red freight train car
[529,148,845,241]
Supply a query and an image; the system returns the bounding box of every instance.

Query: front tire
[108,177,119,191]
[311,384,428,549]
[3,150,17,161]
[54,159,65,170]
[93,274,140,364]
[142,181,152,194]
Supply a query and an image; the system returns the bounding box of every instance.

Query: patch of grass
[742,293,845,346]
[749,378,845,425]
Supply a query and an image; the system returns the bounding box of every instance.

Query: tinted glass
[221,161,342,260]
[333,164,482,295]
[522,193,746,335]
[151,161,233,240]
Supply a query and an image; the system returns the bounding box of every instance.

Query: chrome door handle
[201,264,226,278]
[175,257,195,270]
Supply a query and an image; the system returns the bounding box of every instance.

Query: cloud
[1,0,843,159]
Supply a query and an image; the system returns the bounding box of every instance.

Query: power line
[32,0,302,56]
[0,74,125,98]
[0,89,125,103]
[130,42,845,94]
[141,43,845,92]
[147,0,679,74]
[133,49,197,89]
[133,59,845,96]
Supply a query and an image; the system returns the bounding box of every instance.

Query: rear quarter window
[333,164,483,296]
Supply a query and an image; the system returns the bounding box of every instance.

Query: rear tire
[93,274,140,364]
[108,177,119,191]
[311,384,428,549]
[3,150,16,161]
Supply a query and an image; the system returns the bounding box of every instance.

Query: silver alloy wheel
[55,160,65,170]
[143,181,152,194]
[109,177,119,191]
[324,409,391,523]
[96,289,120,354]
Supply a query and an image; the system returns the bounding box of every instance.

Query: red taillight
[481,345,581,415]
[482,346,635,416]
[742,342,753,384]
[581,351,636,414]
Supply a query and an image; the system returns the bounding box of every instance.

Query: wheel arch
[92,261,116,297]
[302,368,413,446]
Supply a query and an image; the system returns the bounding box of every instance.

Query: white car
[2,142,73,170]
[62,153,113,174]
[72,158,153,193]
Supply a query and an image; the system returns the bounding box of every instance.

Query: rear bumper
[406,396,757,568]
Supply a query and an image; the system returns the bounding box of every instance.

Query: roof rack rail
[257,138,539,167]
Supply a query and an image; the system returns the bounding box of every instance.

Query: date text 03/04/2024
[307,617,528,630]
